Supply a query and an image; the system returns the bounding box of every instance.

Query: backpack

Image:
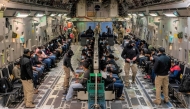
[0,77,14,93]
[179,74,190,92]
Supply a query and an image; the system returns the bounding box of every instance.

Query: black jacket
[107,27,111,35]
[63,54,74,72]
[153,54,171,76]
[121,44,139,63]
[20,55,33,80]
[102,76,114,87]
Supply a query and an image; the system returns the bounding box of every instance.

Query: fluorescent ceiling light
[66,18,71,20]
[58,14,63,17]
[132,14,137,16]
[15,12,29,18]
[63,14,67,16]
[138,13,144,16]
[149,13,158,16]
[163,11,178,17]
[35,13,45,17]
[128,14,132,16]
[50,14,57,16]
[125,18,130,20]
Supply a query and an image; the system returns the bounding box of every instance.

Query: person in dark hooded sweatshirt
[121,40,139,87]
[86,26,94,36]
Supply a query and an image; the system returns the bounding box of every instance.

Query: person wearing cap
[20,49,35,108]
[153,47,171,105]
[63,49,75,90]
[121,40,139,87]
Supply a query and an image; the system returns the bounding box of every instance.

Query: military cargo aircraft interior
[0,0,190,109]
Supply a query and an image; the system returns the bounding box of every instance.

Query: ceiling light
[128,14,132,16]
[66,18,71,20]
[138,13,144,16]
[163,11,179,17]
[132,14,137,16]
[58,14,63,17]
[50,13,57,17]
[35,13,45,17]
[63,14,67,16]
[15,12,29,18]
[149,13,158,16]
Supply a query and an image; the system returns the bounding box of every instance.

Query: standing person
[20,49,35,108]
[121,40,139,87]
[94,25,100,36]
[153,47,171,105]
[72,26,77,45]
[118,25,124,45]
[106,26,111,35]
[63,49,75,91]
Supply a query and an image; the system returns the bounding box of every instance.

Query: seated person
[101,66,124,100]
[107,55,122,74]
[63,61,90,101]
[36,51,52,70]
[169,59,181,82]
[12,61,21,82]
[30,51,46,73]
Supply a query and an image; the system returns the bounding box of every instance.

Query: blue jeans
[49,55,56,64]
[113,74,119,80]
[42,58,52,69]
[33,71,38,88]
[151,69,156,83]
[114,80,123,97]
[66,82,83,101]
[36,67,43,75]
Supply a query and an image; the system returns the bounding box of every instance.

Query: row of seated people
[120,34,181,84]
[62,39,95,101]
[0,35,72,107]
[98,37,124,100]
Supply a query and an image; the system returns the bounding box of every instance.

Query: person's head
[101,65,107,72]
[101,56,105,60]
[30,51,35,58]
[37,46,42,49]
[82,61,89,70]
[23,49,30,56]
[171,59,179,66]
[128,40,135,47]
[120,25,122,28]
[158,47,165,54]
[37,50,42,56]
[89,26,91,29]
[106,26,108,28]
[14,61,20,68]
[67,49,74,57]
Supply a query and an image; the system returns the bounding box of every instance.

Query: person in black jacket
[20,49,35,108]
[86,26,94,36]
[63,49,75,90]
[153,47,171,105]
[121,40,139,87]
[106,26,111,35]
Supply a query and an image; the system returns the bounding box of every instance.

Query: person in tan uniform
[118,25,124,44]
[94,25,100,36]
[72,26,77,45]
[63,49,75,92]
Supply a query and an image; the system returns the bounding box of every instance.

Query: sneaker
[147,75,151,79]
[144,75,147,79]
[153,100,161,105]
[25,104,35,108]
[117,97,125,100]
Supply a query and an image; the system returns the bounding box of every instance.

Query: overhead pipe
[0,1,68,13]
[75,16,93,21]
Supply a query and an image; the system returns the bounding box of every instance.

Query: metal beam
[0,1,68,13]
[128,0,190,12]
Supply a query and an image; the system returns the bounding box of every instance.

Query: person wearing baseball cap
[153,47,171,105]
